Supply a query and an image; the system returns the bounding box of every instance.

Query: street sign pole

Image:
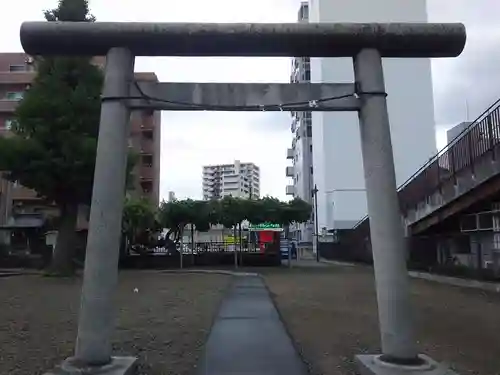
[313,185,320,262]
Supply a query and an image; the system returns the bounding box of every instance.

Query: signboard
[223,235,241,244]
[248,222,283,232]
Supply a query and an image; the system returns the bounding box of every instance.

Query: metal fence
[139,241,278,255]
[122,241,282,268]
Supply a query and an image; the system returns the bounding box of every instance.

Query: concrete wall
[309,0,436,231]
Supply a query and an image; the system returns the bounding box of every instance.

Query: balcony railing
[0,100,19,113]
[0,71,34,84]
[140,165,155,180]
[140,138,154,154]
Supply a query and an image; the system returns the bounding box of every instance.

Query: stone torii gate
[20,21,466,375]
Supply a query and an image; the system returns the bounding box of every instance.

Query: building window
[142,129,153,140]
[306,125,312,137]
[5,92,24,100]
[309,144,313,152]
[140,180,153,194]
[142,154,153,167]
[310,167,314,175]
[9,65,26,72]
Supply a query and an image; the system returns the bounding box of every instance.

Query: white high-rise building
[202,160,260,200]
[309,0,437,231]
[286,1,314,246]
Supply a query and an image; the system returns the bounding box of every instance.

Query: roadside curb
[0,269,41,278]
[0,272,24,278]
[161,269,259,277]
[319,258,500,293]
[408,271,500,293]
[319,258,358,267]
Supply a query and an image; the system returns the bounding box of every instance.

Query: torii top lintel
[20,21,466,58]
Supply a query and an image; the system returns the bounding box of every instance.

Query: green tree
[218,196,248,266]
[189,200,211,233]
[122,195,158,254]
[286,197,313,224]
[278,197,313,241]
[158,199,193,243]
[44,0,95,21]
[255,196,284,225]
[242,198,265,226]
[156,196,311,248]
[0,0,135,275]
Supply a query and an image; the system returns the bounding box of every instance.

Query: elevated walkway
[353,98,500,238]
[401,98,500,235]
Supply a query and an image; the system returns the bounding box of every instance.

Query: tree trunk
[239,223,243,267]
[233,226,238,269]
[191,224,195,266]
[179,226,184,269]
[47,204,79,276]
[286,225,292,268]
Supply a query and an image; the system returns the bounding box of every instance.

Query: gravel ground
[263,265,500,375]
[0,271,231,375]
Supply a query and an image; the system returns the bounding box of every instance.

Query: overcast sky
[1,0,498,201]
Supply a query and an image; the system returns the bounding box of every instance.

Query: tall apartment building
[203,160,260,200]
[286,1,314,245]
[309,0,437,231]
[0,53,161,228]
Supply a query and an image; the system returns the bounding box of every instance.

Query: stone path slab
[196,275,308,375]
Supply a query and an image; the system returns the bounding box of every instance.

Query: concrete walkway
[196,275,308,375]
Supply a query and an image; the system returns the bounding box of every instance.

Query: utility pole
[312,184,319,262]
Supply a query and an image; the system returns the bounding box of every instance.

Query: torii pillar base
[356,354,459,375]
[43,356,137,375]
